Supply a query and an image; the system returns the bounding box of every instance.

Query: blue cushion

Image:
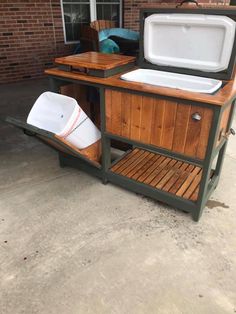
[99,38,120,54]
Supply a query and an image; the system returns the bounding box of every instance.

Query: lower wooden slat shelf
[110,148,203,202]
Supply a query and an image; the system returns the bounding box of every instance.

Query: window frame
[60,0,122,44]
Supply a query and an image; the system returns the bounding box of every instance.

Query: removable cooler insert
[121,69,222,94]
[27,92,101,149]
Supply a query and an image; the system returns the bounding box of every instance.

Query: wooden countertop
[45,67,236,107]
[55,52,136,71]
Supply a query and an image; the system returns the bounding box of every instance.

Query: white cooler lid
[144,14,236,73]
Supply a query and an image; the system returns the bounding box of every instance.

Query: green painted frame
[46,74,236,221]
[4,62,235,221]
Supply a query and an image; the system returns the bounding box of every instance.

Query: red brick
[0,0,75,83]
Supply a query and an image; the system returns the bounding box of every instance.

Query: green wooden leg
[100,87,111,185]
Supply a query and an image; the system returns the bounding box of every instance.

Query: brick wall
[0,0,75,84]
[124,0,231,31]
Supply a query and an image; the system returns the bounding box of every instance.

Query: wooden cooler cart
[6,4,236,221]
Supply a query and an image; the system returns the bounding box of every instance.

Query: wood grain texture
[90,20,115,31]
[216,104,232,146]
[143,157,171,185]
[115,149,144,174]
[124,151,152,177]
[196,108,214,159]
[111,148,203,202]
[162,163,189,192]
[140,96,154,143]
[168,164,195,195]
[55,135,101,164]
[161,100,178,150]
[138,155,165,182]
[150,159,178,187]
[45,67,236,107]
[55,52,135,71]
[155,160,183,189]
[121,92,132,138]
[175,167,201,197]
[150,98,165,147]
[172,103,191,154]
[130,94,142,141]
[105,90,213,159]
[184,106,205,157]
[110,90,122,135]
[105,89,112,132]
[111,148,139,172]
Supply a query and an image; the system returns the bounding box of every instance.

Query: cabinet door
[105,89,213,160]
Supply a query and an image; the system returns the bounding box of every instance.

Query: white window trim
[60,0,122,44]
[90,0,97,22]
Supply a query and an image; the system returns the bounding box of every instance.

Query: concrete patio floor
[0,78,236,314]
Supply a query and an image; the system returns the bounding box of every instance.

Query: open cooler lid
[139,6,236,80]
[144,14,235,72]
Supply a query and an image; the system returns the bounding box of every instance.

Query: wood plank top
[45,66,236,106]
[54,52,136,70]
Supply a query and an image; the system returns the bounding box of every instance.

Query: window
[96,0,121,24]
[61,0,122,43]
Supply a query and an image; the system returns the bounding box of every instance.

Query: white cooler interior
[27,92,101,149]
[27,92,78,134]
[121,69,222,94]
[144,14,236,72]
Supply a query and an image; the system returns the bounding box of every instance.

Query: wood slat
[105,89,112,132]
[150,98,165,146]
[183,169,203,199]
[175,167,201,197]
[111,148,203,201]
[132,154,160,180]
[155,161,183,189]
[184,106,205,157]
[126,152,155,178]
[216,104,232,146]
[105,90,213,160]
[143,157,171,185]
[121,92,132,138]
[55,52,135,70]
[190,186,200,202]
[189,170,214,201]
[130,94,142,141]
[168,164,195,195]
[115,149,145,174]
[137,155,165,182]
[100,20,106,30]
[111,148,139,172]
[110,90,122,135]
[121,150,151,176]
[54,135,101,164]
[162,163,189,192]
[172,103,191,154]
[150,159,178,187]
[196,108,213,159]
[90,20,115,32]
[140,96,154,143]
[161,100,177,150]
